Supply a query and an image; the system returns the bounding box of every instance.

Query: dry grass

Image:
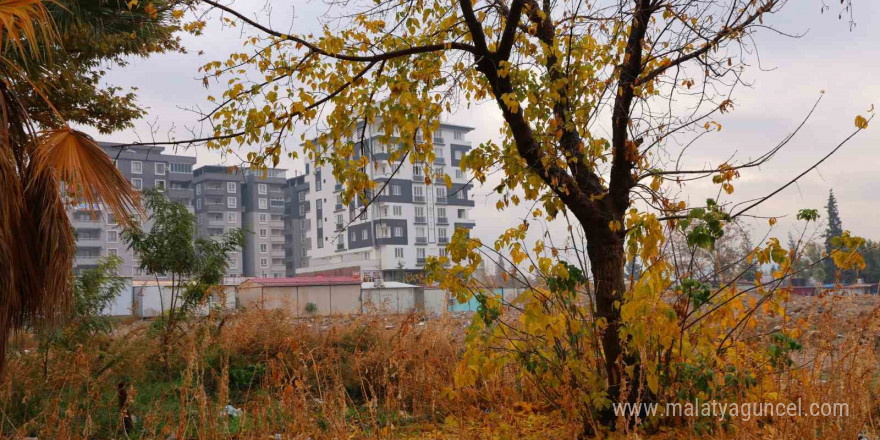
[0,296,877,439]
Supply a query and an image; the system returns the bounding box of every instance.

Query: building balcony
[415,236,427,244]
[270,235,285,243]
[271,250,285,258]
[207,219,226,226]
[416,257,426,266]
[438,236,449,244]
[436,197,447,204]
[414,216,427,224]
[412,174,424,182]
[434,157,446,165]
[270,220,284,228]
[437,217,448,225]
[433,137,445,144]
[413,195,426,203]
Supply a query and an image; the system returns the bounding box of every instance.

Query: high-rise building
[69,143,196,277]
[289,121,476,282]
[192,166,287,277]
[282,171,311,276]
[240,168,287,277]
[192,165,245,276]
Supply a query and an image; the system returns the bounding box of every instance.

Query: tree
[133,0,869,431]
[0,0,139,375]
[36,255,126,378]
[823,189,847,283]
[121,190,244,370]
[10,0,182,134]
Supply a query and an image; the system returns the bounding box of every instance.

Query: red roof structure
[244,276,361,287]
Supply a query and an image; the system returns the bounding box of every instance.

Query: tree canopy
[120,0,869,431]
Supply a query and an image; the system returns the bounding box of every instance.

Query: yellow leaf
[855,115,868,129]
[768,217,777,226]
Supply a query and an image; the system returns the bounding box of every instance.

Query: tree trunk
[586,229,631,429]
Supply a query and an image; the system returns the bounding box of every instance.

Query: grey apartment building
[69,143,196,277]
[287,120,477,282]
[192,166,287,278]
[282,172,311,276]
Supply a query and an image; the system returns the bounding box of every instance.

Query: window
[393,226,403,237]
[438,228,448,238]
[437,207,446,218]
[413,185,424,201]
[227,182,236,193]
[417,248,426,258]
[227,197,236,208]
[259,198,268,209]
[155,162,166,175]
[454,150,463,160]
[229,258,238,269]
[196,198,202,210]
[453,131,463,140]
[106,213,117,225]
[392,184,401,196]
[259,213,268,223]
[395,248,404,258]
[195,183,201,195]
[155,180,166,192]
[107,248,118,256]
[436,187,447,200]
[131,161,142,174]
[455,169,464,179]
[106,230,118,243]
[458,209,466,219]
[270,198,284,208]
[362,229,368,240]
[259,228,268,238]
[260,258,268,268]
[393,205,402,216]
[170,162,192,173]
[131,178,142,190]
[260,243,268,253]
[258,183,267,195]
[413,164,423,176]
[298,205,305,216]
[435,148,445,159]
[227,212,236,223]
[298,191,306,202]
[440,248,448,258]
[416,226,426,237]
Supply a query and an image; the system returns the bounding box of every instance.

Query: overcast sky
[85,0,880,248]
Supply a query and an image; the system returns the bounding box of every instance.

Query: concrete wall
[102,278,134,317]
[237,284,362,317]
[362,287,417,314]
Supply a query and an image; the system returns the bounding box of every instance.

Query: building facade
[282,172,311,276]
[69,143,196,278]
[289,121,476,282]
[192,166,287,278]
[240,169,288,278]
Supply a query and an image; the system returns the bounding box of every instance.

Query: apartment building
[291,121,476,282]
[282,172,311,276]
[192,165,245,276]
[192,166,287,278]
[240,169,288,278]
[70,143,196,277]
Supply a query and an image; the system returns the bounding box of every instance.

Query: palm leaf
[0,0,58,61]
[32,127,142,228]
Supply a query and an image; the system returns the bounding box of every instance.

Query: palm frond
[32,127,142,228]
[0,0,58,61]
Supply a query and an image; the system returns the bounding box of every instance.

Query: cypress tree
[823,190,845,283]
